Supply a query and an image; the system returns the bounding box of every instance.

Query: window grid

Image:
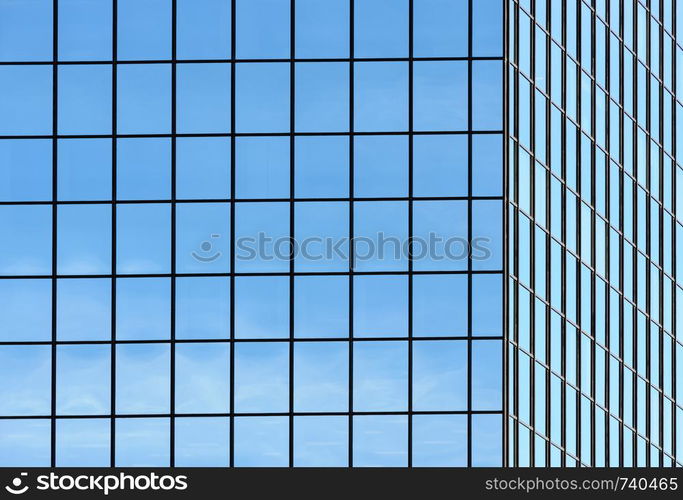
[0,0,505,467]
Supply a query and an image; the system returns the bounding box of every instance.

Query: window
[235,63,289,133]
[0,0,52,61]
[354,63,408,133]
[0,139,52,202]
[0,66,52,135]
[57,64,112,134]
[117,65,171,134]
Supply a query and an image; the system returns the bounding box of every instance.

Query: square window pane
[58,65,112,134]
[414,0,468,57]
[413,134,468,197]
[235,63,290,133]
[413,200,468,271]
[295,0,348,58]
[234,416,288,467]
[353,415,407,467]
[235,202,289,272]
[58,139,111,201]
[294,342,348,412]
[0,0,52,61]
[234,342,289,413]
[354,0,408,58]
[354,135,408,197]
[354,62,408,132]
[0,346,51,416]
[116,278,170,340]
[294,416,348,467]
[177,0,231,59]
[175,417,230,467]
[176,343,229,414]
[353,201,408,271]
[235,276,289,339]
[354,275,407,337]
[0,279,51,341]
[116,203,171,274]
[116,344,170,414]
[59,0,112,61]
[294,275,349,338]
[117,138,171,200]
[412,414,467,467]
[413,340,467,411]
[117,0,171,60]
[353,341,407,411]
[117,64,171,134]
[235,0,289,59]
[295,202,349,272]
[176,137,231,200]
[0,66,52,135]
[235,136,289,199]
[176,202,230,273]
[472,61,503,130]
[176,277,230,339]
[472,340,502,410]
[57,278,111,341]
[0,420,51,467]
[57,204,112,275]
[0,139,52,201]
[177,63,231,133]
[0,205,52,275]
[414,61,467,131]
[413,274,468,336]
[472,200,502,270]
[473,0,503,57]
[472,274,503,335]
[56,345,110,415]
[295,63,349,132]
[56,419,109,467]
[472,414,502,466]
[295,136,349,198]
[115,418,170,467]
[472,134,503,196]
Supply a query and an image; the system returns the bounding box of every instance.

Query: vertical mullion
[467,0,474,468]
[348,0,355,468]
[229,0,237,468]
[169,0,178,468]
[110,0,118,468]
[288,0,296,469]
[50,0,58,469]
[407,0,414,469]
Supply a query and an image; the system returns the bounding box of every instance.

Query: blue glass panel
[58,139,111,201]
[56,419,109,467]
[175,417,230,466]
[0,139,52,202]
[59,0,112,61]
[117,138,171,200]
[115,418,169,466]
[0,279,51,341]
[116,278,170,340]
[116,344,170,414]
[234,342,289,412]
[0,0,52,61]
[294,416,348,467]
[294,342,348,412]
[353,415,407,467]
[175,343,230,413]
[57,64,111,134]
[0,66,52,135]
[234,416,288,467]
[56,345,110,415]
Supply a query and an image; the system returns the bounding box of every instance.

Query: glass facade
[0,0,504,467]
[508,0,682,466]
